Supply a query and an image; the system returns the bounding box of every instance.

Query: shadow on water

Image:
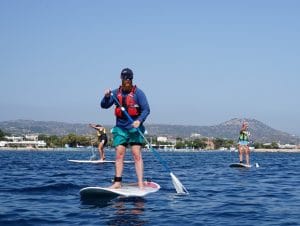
[81,196,148,225]
[80,195,116,208]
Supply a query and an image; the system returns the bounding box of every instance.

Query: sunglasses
[121,75,133,80]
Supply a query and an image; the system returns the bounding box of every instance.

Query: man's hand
[104,89,111,97]
[132,120,141,128]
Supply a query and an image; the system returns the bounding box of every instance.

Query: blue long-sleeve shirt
[101,87,150,130]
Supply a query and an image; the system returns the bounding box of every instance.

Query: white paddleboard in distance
[229,163,252,168]
[68,159,134,164]
[80,181,160,198]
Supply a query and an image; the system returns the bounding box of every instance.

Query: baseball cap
[121,68,133,80]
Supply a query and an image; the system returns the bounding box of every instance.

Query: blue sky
[1,0,300,136]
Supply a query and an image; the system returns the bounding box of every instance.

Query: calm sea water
[0,149,299,226]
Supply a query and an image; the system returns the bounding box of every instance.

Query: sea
[0,149,299,226]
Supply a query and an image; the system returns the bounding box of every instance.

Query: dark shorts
[98,135,108,146]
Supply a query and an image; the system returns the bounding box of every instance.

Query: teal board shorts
[238,141,249,146]
[111,126,145,147]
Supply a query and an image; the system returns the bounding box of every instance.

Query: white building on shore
[0,135,46,148]
[278,143,297,149]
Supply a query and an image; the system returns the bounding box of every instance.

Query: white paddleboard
[80,181,160,198]
[229,163,252,168]
[68,159,134,164]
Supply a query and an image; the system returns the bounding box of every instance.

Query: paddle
[89,147,97,160]
[110,93,189,194]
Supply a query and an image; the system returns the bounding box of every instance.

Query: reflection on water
[80,196,114,208]
[109,197,147,226]
[81,196,147,225]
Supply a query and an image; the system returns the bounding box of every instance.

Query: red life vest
[115,85,140,118]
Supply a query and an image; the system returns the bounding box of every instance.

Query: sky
[0,0,300,136]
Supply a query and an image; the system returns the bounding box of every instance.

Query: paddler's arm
[89,124,101,130]
[101,89,115,109]
[135,89,150,127]
[89,123,96,129]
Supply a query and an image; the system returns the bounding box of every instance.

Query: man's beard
[122,81,133,92]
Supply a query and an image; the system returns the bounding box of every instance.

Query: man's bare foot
[109,182,122,189]
[138,181,144,190]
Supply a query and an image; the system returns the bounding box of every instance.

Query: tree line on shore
[0,128,280,149]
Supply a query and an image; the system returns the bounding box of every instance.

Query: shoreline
[1,147,300,153]
[253,148,300,153]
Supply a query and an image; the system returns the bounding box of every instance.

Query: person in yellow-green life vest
[238,121,251,165]
[89,124,108,161]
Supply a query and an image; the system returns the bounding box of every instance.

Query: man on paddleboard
[101,68,150,189]
[89,124,108,161]
[238,121,251,165]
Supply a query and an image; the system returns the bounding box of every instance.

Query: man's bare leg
[132,145,144,189]
[110,145,126,189]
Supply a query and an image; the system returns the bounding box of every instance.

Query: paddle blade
[170,172,189,194]
[89,154,97,160]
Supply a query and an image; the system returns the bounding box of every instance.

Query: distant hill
[0,120,92,136]
[0,118,299,144]
[146,118,300,144]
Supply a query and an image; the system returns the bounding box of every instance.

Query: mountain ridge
[0,118,299,144]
